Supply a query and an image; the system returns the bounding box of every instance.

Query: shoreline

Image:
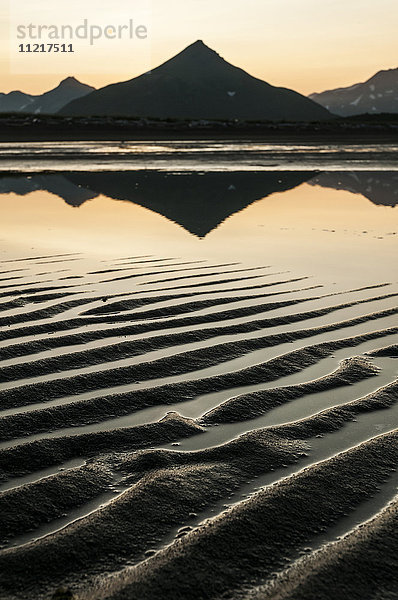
[0,114,397,143]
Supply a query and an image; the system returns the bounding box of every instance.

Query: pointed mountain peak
[156,40,227,76]
[60,76,79,85]
[187,40,209,50]
[181,40,219,56]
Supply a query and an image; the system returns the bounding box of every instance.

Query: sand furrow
[0,326,396,444]
[82,279,313,317]
[0,463,115,544]
[0,283,389,343]
[0,414,204,482]
[81,429,398,600]
[201,357,380,424]
[1,303,396,388]
[0,289,393,364]
[100,265,269,284]
[1,424,397,599]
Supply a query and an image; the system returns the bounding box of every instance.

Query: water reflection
[0,169,397,287]
[310,172,398,208]
[0,171,397,238]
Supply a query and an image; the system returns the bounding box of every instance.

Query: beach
[0,145,397,599]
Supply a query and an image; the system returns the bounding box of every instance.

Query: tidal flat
[0,147,397,599]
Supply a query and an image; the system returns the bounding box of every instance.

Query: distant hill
[309,172,398,207]
[60,41,331,122]
[0,77,95,114]
[0,91,34,113]
[309,68,398,116]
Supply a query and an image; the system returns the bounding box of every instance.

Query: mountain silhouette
[309,68,398,116]
[309,172,398,207]
[0,78,95,114]
[0,90,34,113]
[59,41,331,121]
[0,171,314,236]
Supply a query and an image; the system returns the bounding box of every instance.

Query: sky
[1,0,397,96]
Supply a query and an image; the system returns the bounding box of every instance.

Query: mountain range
[0,77,95,114]
[309,68,398,116]
[2,46,397,119]
[59,41,330,122]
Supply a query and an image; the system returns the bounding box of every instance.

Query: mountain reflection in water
[0,171,397,238]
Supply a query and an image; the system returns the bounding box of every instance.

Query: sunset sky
[1,0,397,96]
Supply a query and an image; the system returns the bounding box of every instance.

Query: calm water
[0,167,397,287]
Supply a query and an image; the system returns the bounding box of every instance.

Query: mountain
[0,90,34,113]
[0,78,95,114]
[0,171,314,236]
[59,41,331,121]
[28,77,95,114]
[309,172,398,207]
[309,68,398,116]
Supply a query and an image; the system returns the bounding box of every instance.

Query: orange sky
[1,0,397,96]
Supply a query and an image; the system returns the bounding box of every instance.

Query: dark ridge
[368,344,398,358]
[0,290,394,367]
[201,357,379,425]
[0,292,393,401]
[0,284,83,300]
[255,493,398,599]
[87,430,398,600]
[0,269,27,275]
[88,260,210,275]
[0,283,392,346]
[0,292,79,312]
[0,297,100,327]
[0,463,114,543]
[0,276,24,284]
[103,265,269,284]
[81,285,320,321]
[0,280,55,293]
[0,294,393,386]
[0,414,204,481]
[0,253,81,263]
[0,324,396,439]
[82,277,308,316]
